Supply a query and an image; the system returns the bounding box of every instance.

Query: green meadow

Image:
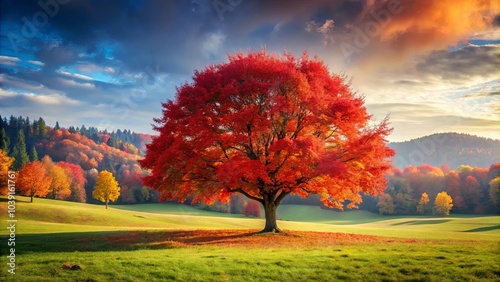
[1,196,499,281]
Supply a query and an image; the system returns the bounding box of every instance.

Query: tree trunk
[261,197,281,233]
[30,195,33,203]
[105,201,108,209]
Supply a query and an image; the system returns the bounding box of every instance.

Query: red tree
[243,200,261,217]
[446,171,466,211]
[140,50,394,232]
[58,162,87,202]
[462,175,482,213]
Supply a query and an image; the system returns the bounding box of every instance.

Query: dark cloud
[35,44,77,70]
[493,15,500,26]
[1,0,499,139]
[416,45,500,80]
[1,0,221,74]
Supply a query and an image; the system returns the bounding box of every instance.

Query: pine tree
[0,128,10,154]
[38,117,47,139]
[30,146,39,161]
[54,121,60,130]
[12,129,29,170]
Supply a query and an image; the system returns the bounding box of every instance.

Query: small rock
[62,263,82,270]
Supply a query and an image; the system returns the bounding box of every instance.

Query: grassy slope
[1,197,499,281]
[1,197,498,240]
[113,201,500,240]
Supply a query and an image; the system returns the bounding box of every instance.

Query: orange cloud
[361,0,500,53]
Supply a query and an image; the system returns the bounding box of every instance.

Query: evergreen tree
[12,129,29,170]
[91,133,101,144]
[80,125,87,136]
[37,117,47,139]
[54,121,60,130]
[106,136,118,148]
[32,119,39,138]
[7,116,19,152]
[0,128,10,154]
[30,146,39,161]
[24,116,31,136]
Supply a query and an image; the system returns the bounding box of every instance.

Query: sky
[0,0,499,142]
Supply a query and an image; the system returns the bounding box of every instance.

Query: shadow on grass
[391,219,451,226]
[0,196,32,203]
[0,230,259,254]
[463,226,500,233]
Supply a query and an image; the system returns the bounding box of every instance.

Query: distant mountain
[389,133,500,169]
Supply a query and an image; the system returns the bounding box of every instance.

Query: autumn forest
[1,114,498,216]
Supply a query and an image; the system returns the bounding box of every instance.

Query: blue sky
[1,0,499,141]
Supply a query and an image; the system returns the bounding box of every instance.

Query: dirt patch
[102,229,417,249]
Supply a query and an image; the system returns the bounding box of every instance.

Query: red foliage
[489,163,500,180]
[57,162,87,202]
[443,171,465,211]
[99,133,110,144]
[136,133,153,152]
[39,128,139,170]
[121,170,143,188]
[243,200,261,217]
[141,50,394,226]
[462,175,482,212]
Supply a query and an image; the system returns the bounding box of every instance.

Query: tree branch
[237,188,263,203]
[274,190,290,206]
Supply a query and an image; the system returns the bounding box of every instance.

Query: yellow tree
[489,177,500,209]
[417,192,430,215]
[42,156,71,199]
[48,165,71,200]
[93,170,120,209]
[17,161,51,202]
[0,149,14,196]
[434,191,453,216]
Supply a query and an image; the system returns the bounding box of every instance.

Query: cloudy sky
[1,0,499,142]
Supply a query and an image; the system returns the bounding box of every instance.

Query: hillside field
[1,197,499,281]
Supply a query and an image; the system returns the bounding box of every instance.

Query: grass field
[1,196,499,281]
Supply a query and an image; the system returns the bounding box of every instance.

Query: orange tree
[0,149,14,196]
[140,50,394,232]
[417,192,430,214]
[17,161,51,202]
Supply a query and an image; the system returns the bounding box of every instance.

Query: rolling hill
[2,196,498,240]
[389,133,500,169]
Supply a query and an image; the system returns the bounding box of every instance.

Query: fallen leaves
[101,229,416,249]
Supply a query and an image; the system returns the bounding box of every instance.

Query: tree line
[0,115,155,205]
[0,115,263,216]
[1,115,498,215]
[371,164,499,215]
[284,163,500,215]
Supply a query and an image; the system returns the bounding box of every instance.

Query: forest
[0,115,498,215]
[0,115,154,205]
